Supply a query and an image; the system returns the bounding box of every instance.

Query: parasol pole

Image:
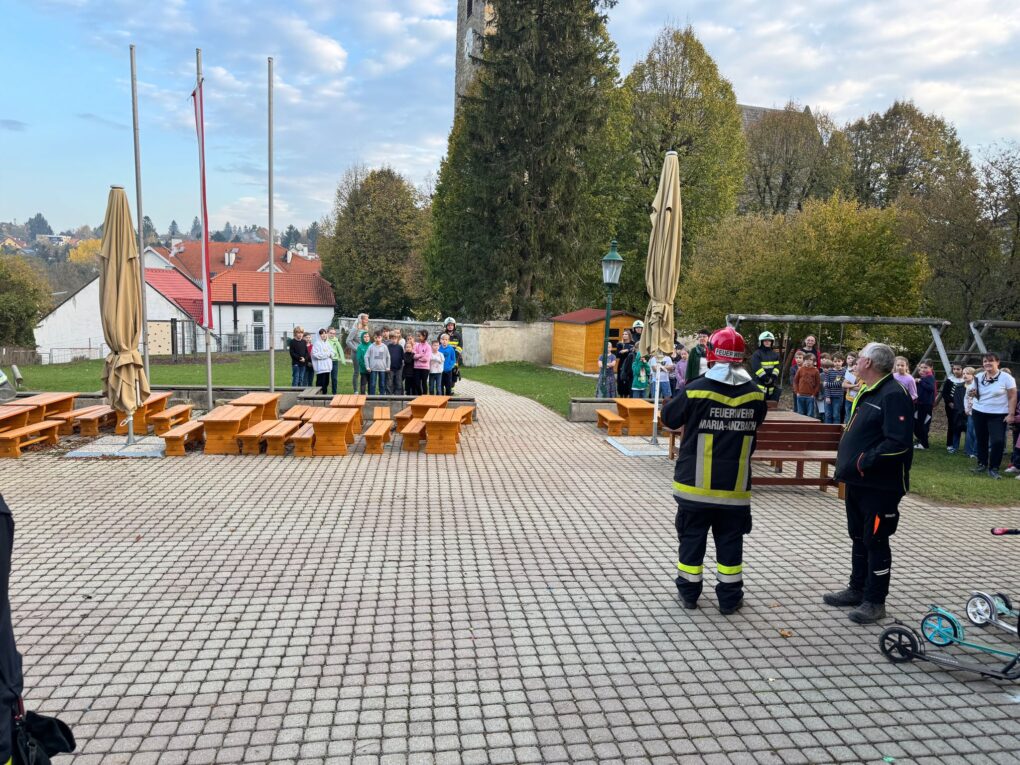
[268,56,275,391]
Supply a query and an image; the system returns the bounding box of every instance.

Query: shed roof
[551,308,640,325]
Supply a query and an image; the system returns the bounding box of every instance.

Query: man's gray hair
[860,342,895,374]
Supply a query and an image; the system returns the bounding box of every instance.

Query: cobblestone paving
[1,380,1019,764]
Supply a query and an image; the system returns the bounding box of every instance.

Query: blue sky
[3,0,1019,235]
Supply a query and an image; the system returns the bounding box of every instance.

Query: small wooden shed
[551,308,642,374]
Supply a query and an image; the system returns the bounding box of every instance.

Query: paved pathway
[0,380,1018,764]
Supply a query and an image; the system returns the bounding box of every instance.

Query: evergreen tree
[305,221,321,251]
[189,217,202,238]
[26,213,52,240]
[282,225,301,248]
[141,215,158,245]
[428,0,622,321]
[168,219,181,238]
[222,221,234,241]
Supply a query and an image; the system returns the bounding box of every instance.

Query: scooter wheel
[880,625,919,663]
[994,592,1013,613]
[921,612,960,646]
[966,593,996,626]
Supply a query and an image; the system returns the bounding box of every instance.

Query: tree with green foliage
[282,225,302,248]
[742,103,852,214]
[305,221,321,251]
[26,213,52,240]
[428,0,623,321]
[189,217,202,239]
[210,231,227,243]
[0,254,52,345]
[168,219,181,238]
[141,215,158,245]
[614,24,746,311]
[320,167,430,319]
[680,196,927,343]
[846,100,973,208]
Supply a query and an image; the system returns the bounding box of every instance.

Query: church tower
[455,1,494,103]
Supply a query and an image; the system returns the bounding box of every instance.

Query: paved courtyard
[1,380,1018,765]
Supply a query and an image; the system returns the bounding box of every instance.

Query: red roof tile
[166,241,320,280]
[551,308,640,325]
[210,272,335,307]
[145,268,204,322]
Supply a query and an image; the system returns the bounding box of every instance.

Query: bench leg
[819,462,829,492]
[164,439,185,457]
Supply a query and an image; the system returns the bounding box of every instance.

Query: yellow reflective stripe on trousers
[734,435,753,493]
[684,389,765,407]
[717,563,742,575]
[677,561,704,581]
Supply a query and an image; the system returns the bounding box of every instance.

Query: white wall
[34,279,192,364]
[214,303,334,349]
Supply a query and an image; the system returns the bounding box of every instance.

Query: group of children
[351,328,461,397]
[599,334,690,401]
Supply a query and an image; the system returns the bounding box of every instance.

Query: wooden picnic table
[613,398,654,437]
[423,407,461,454]
[199,405,256,454]
[766,410,819,423]
[116,390,173,434]
[229,392,281,422]
[11,392,78,421]
[307,407,356,455]
[0,406,33,433]
[410,395,450,419]
[329,394,368,432]
[282,405,317,421]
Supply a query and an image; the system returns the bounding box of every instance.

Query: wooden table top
[411,395,450,409]
[423,407,461,424]
[200,405,256,422]
[229,392,282,407]
[766,410,818,423]
[330,394,368,408]
[283,405,316,420]
[0,406,31,421]
[308,407,354,424]
[614,398,654,410]
[15,392,78,406]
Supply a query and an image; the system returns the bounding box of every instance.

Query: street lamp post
[597,240,624,398]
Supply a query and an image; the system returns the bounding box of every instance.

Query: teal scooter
[879,604,1020,681]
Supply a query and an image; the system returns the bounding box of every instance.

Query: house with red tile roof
[144,240,321,282]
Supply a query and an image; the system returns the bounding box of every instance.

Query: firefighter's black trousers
[674,500,751,609]
[845,485,901,604]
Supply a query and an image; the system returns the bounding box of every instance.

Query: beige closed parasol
[640,151,683,357]
[99,186,151,422]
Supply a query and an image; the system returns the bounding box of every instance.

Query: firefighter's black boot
[719,598,743,616]
[847,601,886,624]
[822,588,864,608]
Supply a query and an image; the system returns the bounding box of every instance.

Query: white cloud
[277,17,348,74]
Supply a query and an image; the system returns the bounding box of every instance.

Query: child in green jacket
[355,331,371,394]
[631,353,651,398]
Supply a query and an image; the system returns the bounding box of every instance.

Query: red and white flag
[191,77,214,329]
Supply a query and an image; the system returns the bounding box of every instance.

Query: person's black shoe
[971,464,988,474]
[847,601,886,624]
[822,587,864,608]
[719,598,744,615]
[680,598,698,610]
[988,469,1002,480]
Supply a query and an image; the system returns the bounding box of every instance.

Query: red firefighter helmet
[706,327,746,365]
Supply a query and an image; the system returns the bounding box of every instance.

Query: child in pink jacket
[412,330,432,395]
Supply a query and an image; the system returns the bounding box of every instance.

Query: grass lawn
[908,447,1020,506]
[462,361,596,417]
[15,353,294,392]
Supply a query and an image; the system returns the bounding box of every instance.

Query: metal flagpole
[197,48,213,410]
[268,56,275,391]
[130,44,150,381]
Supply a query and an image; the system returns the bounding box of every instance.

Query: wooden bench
[238,419,282,455]
[595,408,625,437]
[150,404,194,436]
[162,421,204,457]
[454,406,475,425]
[290,423,315,457]
[394,407,413,431]
[0,421,61,458]
[400,419,426,452]
[50,404,107,435]
[372,406,392,422]
[265,420,301,456]
[363,419,393,454]
[75,406,117,437]
[752,426,843,494]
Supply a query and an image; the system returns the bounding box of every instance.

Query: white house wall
[213,303,334,349]
[34,279,191,364]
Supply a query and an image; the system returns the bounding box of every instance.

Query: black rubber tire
[994,592,1013,613]
[880,625,919,663]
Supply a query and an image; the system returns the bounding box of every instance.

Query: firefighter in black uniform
[749,331,781,402]
[443,317,464,392]
[0,496,22,765]
[661,327,767,614]
[826,342,913,624]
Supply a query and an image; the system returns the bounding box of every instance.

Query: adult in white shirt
[968,352,1017,479]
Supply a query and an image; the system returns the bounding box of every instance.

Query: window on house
[253,310,264,324]
[467,0,473,16]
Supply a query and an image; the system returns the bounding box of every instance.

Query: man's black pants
[845,485,901,604]
[913,404,932,448]
[674,501,750,609]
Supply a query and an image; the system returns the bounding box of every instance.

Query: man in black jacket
[0,495,23,765]
[825,342,913,624]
